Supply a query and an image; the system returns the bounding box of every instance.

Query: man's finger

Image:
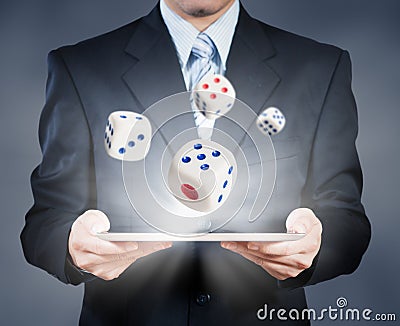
[101,241,172,261]
[223,244,307,280]
[134,241,173,258]
[73,236,139,255]
[247,240,302,256]
[243,251,314,270]
[75,241,173,274]
[90,259,133,281]
[73,250,134,271]
[222,237,309,258]
[221,244,294,280]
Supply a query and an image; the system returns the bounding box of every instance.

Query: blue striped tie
[189,33,216,137]
[189,33,216,89]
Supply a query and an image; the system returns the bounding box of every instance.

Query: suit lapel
[226,8,280,115]
[123,6,186,112]
[212,8,281,146]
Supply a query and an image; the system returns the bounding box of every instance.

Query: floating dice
[105,111,151,161]
[257,107,286,136]
[192,74,236,120]
[168,139,237,213]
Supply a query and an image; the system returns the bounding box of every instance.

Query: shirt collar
[160,0,239,70]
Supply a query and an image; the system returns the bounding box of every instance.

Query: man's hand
[221,208,322,280]
[68,210,172,281]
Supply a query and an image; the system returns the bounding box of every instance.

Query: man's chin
[180,6,222,18]
[175,0,234,18]
[186,9,214,18]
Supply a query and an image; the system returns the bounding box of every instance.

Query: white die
[168,139,237,213]
[192,74,236,120]
[257,107,286,136]
[105,111,151,161]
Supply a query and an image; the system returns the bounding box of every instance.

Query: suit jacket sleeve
[20,49,97,285]
[279,50,371,288]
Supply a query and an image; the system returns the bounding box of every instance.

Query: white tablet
[96,232,305,242]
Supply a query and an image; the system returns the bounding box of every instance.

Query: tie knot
[192,33,216,60]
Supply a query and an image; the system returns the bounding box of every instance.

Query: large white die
[168,139,237,213]
[192,74,236,120]
[257,107,286,136]
[105,111,151,161]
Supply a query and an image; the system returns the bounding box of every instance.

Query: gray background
[0,0,399,325]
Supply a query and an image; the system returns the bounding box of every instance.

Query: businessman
[21,0,371,324]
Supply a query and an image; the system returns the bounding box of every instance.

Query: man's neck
[164,0,235,31]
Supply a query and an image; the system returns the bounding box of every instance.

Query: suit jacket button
[196,293,211,306]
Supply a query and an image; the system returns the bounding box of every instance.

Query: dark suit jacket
[21,4,371,325]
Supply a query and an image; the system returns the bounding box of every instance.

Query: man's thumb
[286,208,316,233]
[77,210,111,234]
